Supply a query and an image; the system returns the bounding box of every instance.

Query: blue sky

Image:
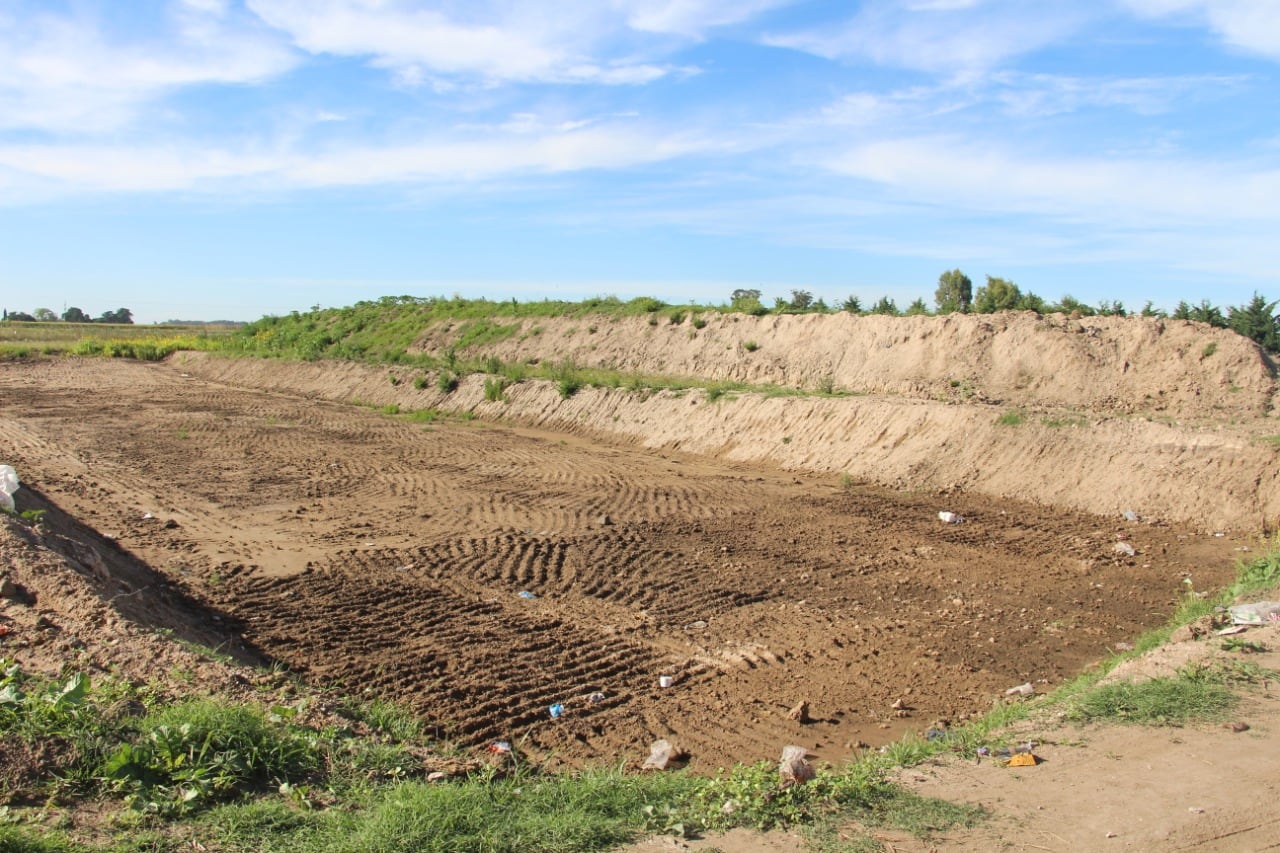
[2,0,1278,324]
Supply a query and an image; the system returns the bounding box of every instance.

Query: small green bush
[742,340,759,352]
[483,377,507,402]
[437,372,459,393]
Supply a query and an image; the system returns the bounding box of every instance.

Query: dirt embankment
[413,311,1277,419]
[177,313,1280,532]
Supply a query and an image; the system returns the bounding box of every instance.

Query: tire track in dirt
[0,357,1250,770]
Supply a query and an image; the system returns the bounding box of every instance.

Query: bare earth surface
[0,356,1247,772]
[3,310,1280,851]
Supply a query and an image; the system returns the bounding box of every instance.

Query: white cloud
[767,0,1092,73]
[617,0,794,37]
[245,0,738,86]
[1123,0,1280,59]
[0,2,294,134]
[0,122,717,195]
[821,135,1280,225]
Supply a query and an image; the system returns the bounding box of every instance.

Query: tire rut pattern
[222,559,670,747]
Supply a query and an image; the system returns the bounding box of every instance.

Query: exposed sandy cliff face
[177,312,1280,532]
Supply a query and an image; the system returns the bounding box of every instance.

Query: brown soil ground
[3,313,1280,850]
[0,355,1250,773]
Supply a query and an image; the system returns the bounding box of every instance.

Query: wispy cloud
[0,121,722,196]
[820,135,1280,225]
[766,0,1092,73]
[0,1,294,134]
[245,0,781,87]
[1123,0,1280,60]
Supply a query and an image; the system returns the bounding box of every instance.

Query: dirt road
[0,357,1244,770]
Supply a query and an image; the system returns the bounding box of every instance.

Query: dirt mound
[413,311,1276,420]
[0,357,1249,773]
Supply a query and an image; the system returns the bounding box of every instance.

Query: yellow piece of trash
[1007,753,1039,767]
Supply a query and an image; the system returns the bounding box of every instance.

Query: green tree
[62,306,90,323]
[1228,293,1280,352]
[972,276,1021,313]
[934,269,973,314]
[33,307,57,321]
[870,296,899,316]
[905,297,930,316]
[97,307,134,324]
[1054,294,1095,316]
[1186,300,1226,328]
[789,289,814,311]
[730,289,767,316]
[1015,291,1047,313]
[840,295,862,314]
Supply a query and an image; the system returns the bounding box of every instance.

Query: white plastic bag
[1228,602,1280,625]
[0,465,18,513]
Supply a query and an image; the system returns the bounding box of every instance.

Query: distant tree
[32,307,57,321]
[773,296,790,312]
[812,297,829,313]
[1096,300,1126,317]
[1140,301,1166,318]
[62,306,90,323]
[905,297,930,316]
[870,296,899,316]
[6,311,36,322]
[1015,291,1046,313]
[1054,294,1095,316]
[934,269,973,314]
[730,288,767,316]
[972,276,1021,313]
[840,295,862,314]
[1228,293,1280,352]
[1183,299,1226,328]
[97,307,134,324]
[789,289,814,311]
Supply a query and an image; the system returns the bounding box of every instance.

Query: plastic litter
[938,511,964,524]
[586,691,606,704]
[487,741,512,754]
[1006,752,1039,767]
[0,465,18,513]
[659,675,674,688]
[1112,542,1136,557]
[642,739,675,771]
[517,591,537,600]
[778,745,815,786]
[548,703,565,719]
[1229,602,1280,625]
[1005,683,1034,697]
[1122,510,1140,522]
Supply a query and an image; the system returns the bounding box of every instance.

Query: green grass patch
[995,409,1024,426]
[1064,674,1235,726]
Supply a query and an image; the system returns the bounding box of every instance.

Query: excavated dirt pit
[0,358,1245,771]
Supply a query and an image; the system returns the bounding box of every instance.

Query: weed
[782,435,792,444]
[742,340,760,352]
[1041,414,1087,428]
[1220,637,1267,654]
[1065,673,1235,726]
[839,473,855,489]
[403,409,442,423]
[483,377,507,402]
[176,427,190,440]
[437,372,458,393]
[996,409,1024,426]
[387,374,400,386]
[483,355,502,374]
[1201,342,1218,358]
[413,376,428,390]
[668,311,685,325]
[380,404,400,415]
[691,315,707,330]
[817,375,836,395]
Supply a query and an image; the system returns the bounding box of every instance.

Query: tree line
[2,306,133,324]
[731,271,1280,353]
